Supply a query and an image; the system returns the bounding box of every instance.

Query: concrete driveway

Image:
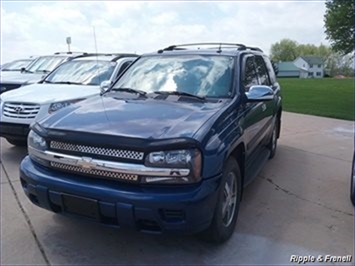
[1,112,354,265]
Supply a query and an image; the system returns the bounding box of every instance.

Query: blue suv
[20,43,282,242]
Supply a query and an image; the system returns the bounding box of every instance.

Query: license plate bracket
[62,194,99,220]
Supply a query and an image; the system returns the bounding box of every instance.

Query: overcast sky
[1,1,328,63]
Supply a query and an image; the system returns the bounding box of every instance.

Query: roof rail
[68,53,139,60]
[157,42,263,53]
[245,46,263,52]
[54,51,88,55]
[159,43,247,53]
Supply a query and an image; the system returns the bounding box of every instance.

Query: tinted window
[263,56,276,84]
[255,56,270,86]
[114,55,234,98]
[243,56,258,92]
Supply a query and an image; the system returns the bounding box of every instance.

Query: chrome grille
[50,162,139,182]
[50,141,144,161]
[3,102,40,119]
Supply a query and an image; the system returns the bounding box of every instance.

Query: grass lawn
[278,78,354,121]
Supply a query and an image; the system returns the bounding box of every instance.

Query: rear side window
[243,56,258,92]
[255,56,270,86]
[263,56,277,85]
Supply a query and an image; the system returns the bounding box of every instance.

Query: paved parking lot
[1,112,354,265]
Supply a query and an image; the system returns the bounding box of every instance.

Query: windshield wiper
[111,87,147,97]
[152,91,205,101]
[36,70,50,73]
[21,69,33,73]
[45,81,84,85]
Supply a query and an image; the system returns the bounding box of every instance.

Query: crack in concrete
[259,175,354,217]
[1,164,51,265]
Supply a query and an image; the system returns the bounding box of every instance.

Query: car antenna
[93,26,102,87]
[217,43,222,53]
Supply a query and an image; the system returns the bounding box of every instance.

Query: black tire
[200,158,242,243]
[351,155,355,206]
[6,138,27,146]
[268,118,279,159]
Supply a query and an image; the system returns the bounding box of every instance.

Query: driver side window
[243,56,258,92]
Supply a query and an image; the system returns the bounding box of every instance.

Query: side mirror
[20,67,26,73]
[245,85,274,102]
[100,80,112,93]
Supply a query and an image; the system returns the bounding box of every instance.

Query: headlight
[143,149,202,184]
[28,130,49,166]
[28,130,47,151]
[48,99,83,114]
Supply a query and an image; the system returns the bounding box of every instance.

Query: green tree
[324,0,355,55]
[270,39,299,62]
[270,40,332,62]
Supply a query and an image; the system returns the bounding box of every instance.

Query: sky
[1,1,328,63]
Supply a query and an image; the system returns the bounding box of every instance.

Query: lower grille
[50,162,139,182]
[3,102,40,119]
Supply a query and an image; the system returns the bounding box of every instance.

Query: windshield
[44,60,116,85]
[27,56,67,73]
[1,59,33,71]
[113,55,234,98]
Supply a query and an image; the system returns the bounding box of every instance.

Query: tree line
[270,39,353,77]
[270,0,354,77]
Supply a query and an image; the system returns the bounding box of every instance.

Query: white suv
[0,53,137,145]
[0,52,87,94]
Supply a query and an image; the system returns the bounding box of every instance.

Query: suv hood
[41,94,226,140]
[1,83,99,104]
[0,72,46,84]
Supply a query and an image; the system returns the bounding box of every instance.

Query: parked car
[0,58,36,72]
[351,153,355,206]
[19,43,282,243]
[0,53,138,146]
[0,52,88,94]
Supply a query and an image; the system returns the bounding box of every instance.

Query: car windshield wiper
[22,69,33,73]
[45,81,84,85]
[111,87,147,97]
[152,90,206,101]
[36,70,50,73]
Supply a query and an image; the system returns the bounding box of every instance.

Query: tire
[351,155,355,206]
[200,158,242,243]
[268,118,279,159]
[6,138,27,146]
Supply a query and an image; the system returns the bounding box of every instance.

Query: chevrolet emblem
[76,157,96,169]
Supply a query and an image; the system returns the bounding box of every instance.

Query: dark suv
[20,43,282,242]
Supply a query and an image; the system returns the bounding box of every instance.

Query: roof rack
[63,53,139,61]
[54,52,89,55]
[158,42,263,53]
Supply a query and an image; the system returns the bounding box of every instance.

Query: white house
[293,56,325,78]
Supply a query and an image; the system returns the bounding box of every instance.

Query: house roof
[301,56,324,65]
[277,62,300,72]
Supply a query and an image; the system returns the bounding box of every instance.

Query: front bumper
[20,156,222,234]
[0,122,30,140]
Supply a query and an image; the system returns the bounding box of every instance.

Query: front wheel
[351,155,355,206]
[200,158,242,243]
[268,119,279,159]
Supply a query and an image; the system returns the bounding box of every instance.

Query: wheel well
[230,143,245,199]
